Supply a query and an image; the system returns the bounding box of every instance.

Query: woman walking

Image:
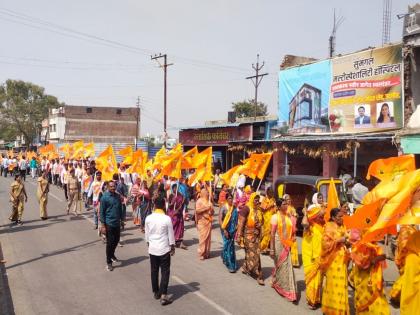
[237,193,264,285]
[218,193,238,273]
[167,183,187,249]
[270,198,297,302]
[37,172,49,220]
[195,188,214,260]
[320,208,350,315]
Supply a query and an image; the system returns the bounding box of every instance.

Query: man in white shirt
[145,196,175,306]
[2,156,9,177]
[19,156,27,181]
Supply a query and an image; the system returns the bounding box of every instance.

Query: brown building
[47,105,139,144]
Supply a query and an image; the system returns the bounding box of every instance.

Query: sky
[0,0,414,138]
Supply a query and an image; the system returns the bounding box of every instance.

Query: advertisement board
[278,44,403,134]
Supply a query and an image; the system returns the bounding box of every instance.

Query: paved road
[0,176,400,315]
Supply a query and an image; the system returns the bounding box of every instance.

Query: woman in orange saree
[270,198,297,302]
[195,188,214,260]
[320,208,350,315]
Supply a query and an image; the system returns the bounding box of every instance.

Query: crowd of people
[2,152,420,313]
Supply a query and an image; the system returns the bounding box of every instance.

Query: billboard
[279,44,403,134]
[279,60,331,133]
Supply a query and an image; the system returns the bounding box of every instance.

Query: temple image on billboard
[288,83,328,133]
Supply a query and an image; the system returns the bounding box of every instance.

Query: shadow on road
[121,237,143,245]
[169,281,201,302]
[0,242,15,315]
[5,239,100,270]
[0,213,69,229]
[119,255,148,267]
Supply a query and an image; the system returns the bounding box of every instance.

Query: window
[86,107,92,113]
[116,109,122,115]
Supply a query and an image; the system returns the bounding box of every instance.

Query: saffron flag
[59,143,73,159]
[117,146,132,157]
[362,169,420,242]
[220,165,241,188]
[366,154,416,181]
[160,151,183,179]
[256,153,273,180]
[84,143,95,158]
[239,153,262,179]
[95,145,118,181]
[182,146,198,169]
[325,177,340,222]
[71,140,85,159]
[192,147,212,168]
[343,198,386,230]
[126,149,145,175]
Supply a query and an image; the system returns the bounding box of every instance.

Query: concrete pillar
[322,142,338,177]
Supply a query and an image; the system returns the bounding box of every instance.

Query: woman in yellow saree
[260,187,276,253]
[320,208,350,315]
[284,194,299,267]
[400,231,420,315]
[389,225,417,305]
[350,242,390,315]
[302,204,325,309]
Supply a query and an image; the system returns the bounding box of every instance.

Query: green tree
[231,99,268,118]
[0,80,63,147]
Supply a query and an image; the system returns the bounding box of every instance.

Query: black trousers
[20,169,26,181]
[63,184,68,200]
[106,225,120,264]
[150,252,171,295]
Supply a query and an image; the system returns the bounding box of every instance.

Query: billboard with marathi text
[278,44,403,134]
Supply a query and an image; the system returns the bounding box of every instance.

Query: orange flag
[84,143,95,158]
[366,154,416,181]
[239,153,262,179]
[362,169,420,242]
[59,143,73,159]
[192,147,212,168]
[160,151,183,179]
[256,153,273,180]
[325,177,340,222]
[343,198,386,229]
[182,146,198,169]
[117,146,133,157]
[126,149,144,175]
[220,165,241,188]
[95,145,118,181]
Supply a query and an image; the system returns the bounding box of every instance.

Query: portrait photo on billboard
[376,102,396,128]
[354,105,372,127]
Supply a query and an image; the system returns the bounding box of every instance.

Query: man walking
[67,168,81,215]
[19,156,27,181]
[100,181,123,271]
[30,156,38,179]
[145,196,175,306]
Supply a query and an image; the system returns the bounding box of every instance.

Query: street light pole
[135,96,140,150]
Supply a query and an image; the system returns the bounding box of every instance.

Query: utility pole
[151,53,173,148]
[246,54,268,121]
[382,0,392,45]
[329,9,345,58]
[135,96,140,150]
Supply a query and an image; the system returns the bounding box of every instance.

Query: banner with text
[330,44,402,133]
[278,44,403,134]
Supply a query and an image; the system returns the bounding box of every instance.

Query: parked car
[273,175,347,236]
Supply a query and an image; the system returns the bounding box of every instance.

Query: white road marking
[171,275,232,315]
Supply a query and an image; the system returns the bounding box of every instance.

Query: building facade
[46,105,139,144]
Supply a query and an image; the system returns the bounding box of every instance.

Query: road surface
[0,176,399,315]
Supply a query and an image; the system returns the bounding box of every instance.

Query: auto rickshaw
[273,175,347,236]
